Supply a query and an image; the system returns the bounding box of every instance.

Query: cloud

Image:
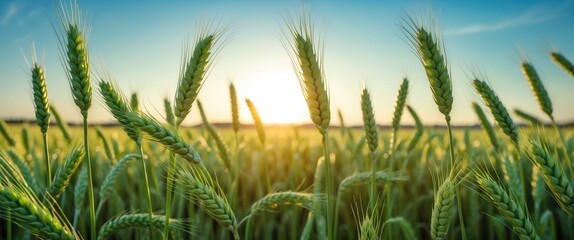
[445,2,572,36]
[1,2,19,25]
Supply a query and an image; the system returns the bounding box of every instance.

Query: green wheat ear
[174,24,227,127]
[392,78,409,132]
[284,13,331,135]
[56,1,92,118]
[521,61,553,118]
[402,17,452,121]
[98,79,141,143]
[360,87,378,153]
[472,79,518,146]
[476,174,539,239]
[31,63,51,134]
[550,51,574,77]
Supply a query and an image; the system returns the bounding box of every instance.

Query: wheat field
[1,1,574,240]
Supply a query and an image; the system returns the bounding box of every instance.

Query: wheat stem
[138,143,155,239]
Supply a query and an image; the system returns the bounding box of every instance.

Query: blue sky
[1,0,573,126]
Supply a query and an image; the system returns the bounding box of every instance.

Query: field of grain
[1,1,574,240]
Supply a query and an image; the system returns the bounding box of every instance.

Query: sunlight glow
[239,68,308,124]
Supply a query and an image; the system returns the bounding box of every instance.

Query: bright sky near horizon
[1,0,573,127]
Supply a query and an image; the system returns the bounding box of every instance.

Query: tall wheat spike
[0,119,15,146]
[472,79,519,146]
[284,11,333,237]
[521,62,553,118]
[402,16,452,121]
[229,83,240,133]
[284,12,331,135]
[430,177,455,240]
[550,51,574,77]
[197,100,231,169]
[174,25,226,126]
[55,1,96,237]
[98,213,184,240]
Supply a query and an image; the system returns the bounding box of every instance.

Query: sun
[239,68,308,125]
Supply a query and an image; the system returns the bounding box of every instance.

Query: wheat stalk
[359,216,379,240]
[502,154,525,203]
[98,79,155,234]
[284,11,334,237]
[56,1,95,236]
[164,98,176,127]
[550,51,574,77]
[27,53,54,189]
[248,191,320,216]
